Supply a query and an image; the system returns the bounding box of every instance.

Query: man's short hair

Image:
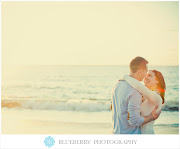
[129,56,148,73]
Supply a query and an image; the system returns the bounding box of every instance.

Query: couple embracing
[111,56,166,134]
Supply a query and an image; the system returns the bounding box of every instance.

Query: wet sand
[1,108,179,134]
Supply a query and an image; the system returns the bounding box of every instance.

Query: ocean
[1,65,179,131]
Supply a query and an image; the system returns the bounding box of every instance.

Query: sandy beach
[2,108,179,134]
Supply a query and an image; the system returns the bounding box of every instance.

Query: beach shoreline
[2,108,179,134]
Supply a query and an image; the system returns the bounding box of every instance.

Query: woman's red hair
[151,70,166,104]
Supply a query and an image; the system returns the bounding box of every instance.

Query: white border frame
[0,0,180,149]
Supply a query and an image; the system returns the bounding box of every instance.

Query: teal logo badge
[44,136,55,148]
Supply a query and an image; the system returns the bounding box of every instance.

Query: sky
[1,1,179,68]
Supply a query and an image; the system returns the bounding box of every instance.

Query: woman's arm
[123,75,162,106]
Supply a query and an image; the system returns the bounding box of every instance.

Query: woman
[123,70,166,134]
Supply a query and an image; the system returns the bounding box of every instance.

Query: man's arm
[141,115,155,125]
[141,106,161,125]
[127,89,162,127]
[127,91,144,127]
[128,92,161,126]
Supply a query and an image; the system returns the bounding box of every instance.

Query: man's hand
[150,106,161,120]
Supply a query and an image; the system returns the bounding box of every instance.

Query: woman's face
[144,71,158,87]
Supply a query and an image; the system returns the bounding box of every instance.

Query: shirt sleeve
[123,75,162,106]
[127,90,144,127]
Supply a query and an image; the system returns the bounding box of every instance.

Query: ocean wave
[1,100,111,112]
[163,101,179,111]
[154,123,179,127]
[2,84,63,90]
[1,99,179,112]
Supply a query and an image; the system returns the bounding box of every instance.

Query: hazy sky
[2,1,179,67]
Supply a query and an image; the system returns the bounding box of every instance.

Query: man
[111,56,161,134]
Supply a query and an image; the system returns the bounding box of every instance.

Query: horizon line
[4,64,179,67]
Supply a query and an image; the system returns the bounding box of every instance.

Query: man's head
[129,56,148,81]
